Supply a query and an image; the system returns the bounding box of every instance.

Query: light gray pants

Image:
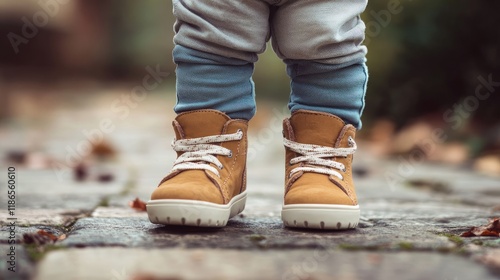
[173,0,368,64]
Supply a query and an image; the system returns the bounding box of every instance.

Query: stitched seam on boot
[173,120,185,138]
[241,131,247,194]
[344,154,358,204]
[285,171,303,193]
[176,109,229,119]
[293,110,345,125]
[331,125,357,204]
[219,121,247,202]
[221,134,240,200]
[284,119,303,194]
[334,125,355,148]
[224,120,247,198]
[205,172,227,204]
[219,123,229,202]
[329,176,356,205]
[240,166,247,193]
[285,119,296,141]
[219,123,231,202]
[239,125,248,194]
[157,170,181,187]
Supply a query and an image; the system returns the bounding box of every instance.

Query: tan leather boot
[147,110,248,227]
[281,110,359,230]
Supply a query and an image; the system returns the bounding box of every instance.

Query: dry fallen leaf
[129,198,147,211]
[97,173,114,183]
[461,218,500,237]
[36,230,58,242]
[91,140,117,159]
[74,162,88,182]
[6,150,27,164]
[23,230,61,245]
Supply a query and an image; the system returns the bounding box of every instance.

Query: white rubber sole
[281,204,360,230]
[146,191,246,227]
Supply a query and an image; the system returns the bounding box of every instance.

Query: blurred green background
[1,0,499,125]
[0,0,499,171]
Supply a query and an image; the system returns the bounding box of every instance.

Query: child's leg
[172,0,272,120]
[147,0,272,227]
[272,0,368,128]
[285,59,368,129]
[173,46,256,120]
[273,0,368,229]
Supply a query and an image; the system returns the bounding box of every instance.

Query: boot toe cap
[150,172,224,204]
[285,184,356,206]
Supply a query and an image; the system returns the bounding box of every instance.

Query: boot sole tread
[146,192,246,227]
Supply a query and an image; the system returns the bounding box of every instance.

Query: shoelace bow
[170,130,243,177]
[284,136,356,180]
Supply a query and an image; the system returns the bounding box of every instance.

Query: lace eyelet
[347,136,355,147]
[228,151,233,158]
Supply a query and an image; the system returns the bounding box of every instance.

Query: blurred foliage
[363,0,500,127]
[107,0,173,76]
[243,0,500,127]
[105,0,500,126]
[5,0,497,127]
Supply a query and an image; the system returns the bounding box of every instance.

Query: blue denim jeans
[172,0,368,129]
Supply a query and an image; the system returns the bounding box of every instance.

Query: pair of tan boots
[147,109,359,230]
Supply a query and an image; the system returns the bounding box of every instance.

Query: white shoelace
[170,130,243,177]
[284,136,357,180]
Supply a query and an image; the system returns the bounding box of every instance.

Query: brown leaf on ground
[23,230,60,245]
[129,198,147,211]
[97,173,114,183]
[36,230,59,242]
[91,140,117,159]
[461,218,500,237]
[74,162,88,182]
[6,150,27,164]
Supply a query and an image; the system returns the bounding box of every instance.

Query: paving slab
[478,249,500,275]
[0,245,34,280]
[0,209,87,227]
[35,248,500,280]
[59,214,461,250]
[0,225,66,247]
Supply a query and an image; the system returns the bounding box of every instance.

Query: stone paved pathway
[1,90,499,280]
